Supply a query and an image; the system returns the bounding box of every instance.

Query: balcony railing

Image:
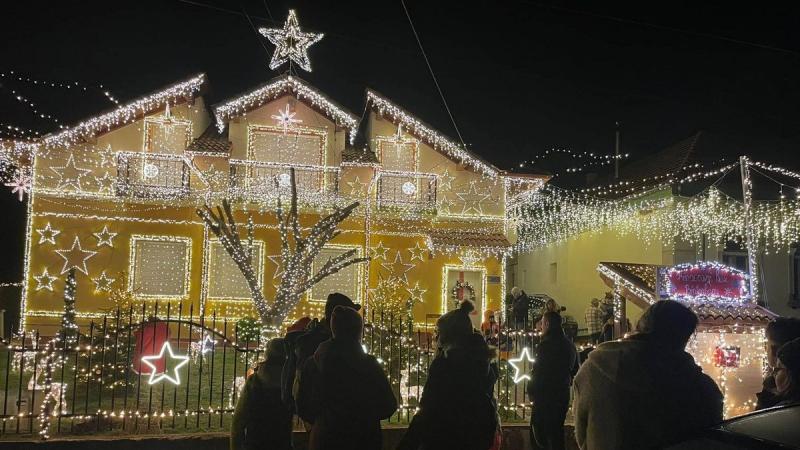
[116,152,189,198]
[376,171,437,212]
[229,160,340,200]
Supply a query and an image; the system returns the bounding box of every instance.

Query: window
[376,136,417,172]
[207,240,264,300]
[247,125,326,165]
[130,236,191,299]
[309,246,362,303]
[144,118,192,154]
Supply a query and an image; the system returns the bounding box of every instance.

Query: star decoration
[5,171,31,202]
[346,176,368,198]
[36,222,61,245]
[408,242,426,262]
[384,125,417,157]
[406,282,427,305]
[266,255,285,280]
[50,154,91,191]
[141,342,190,385]
[259,10,324,72]
[33,267,57,291]
[508,347,536,384]
[91,271,115,292]
[456,181,491,215]
[55,236,97,275]
[370,241,389,261]
[381,251,415,285]
[97,144,116,168]
[271,104,303,133]
[437,169,455,191]
[93,225,117,248]
[94,171,116,192]
[200,335,215,354]
[438,194,455,214]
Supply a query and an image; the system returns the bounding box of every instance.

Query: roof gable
[42,74,207,149]
[366,89,499,177]
[213,74,359,143]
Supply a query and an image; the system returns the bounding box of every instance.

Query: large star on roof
[259,10,324,72]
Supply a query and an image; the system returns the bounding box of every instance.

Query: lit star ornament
[92,271,115,292]
[370,241,390,261]
[381,251,415,285]
[50,154,91,191]
[141,342,190,385]
[259,10,324,72]
[508,347,535,384]
[408,242,426,262]
[406,282,427,304]
[34,267,58,291]
[93,225,117,247]
[55,236,97,275]
[36,222,61,245]
[5,171,31,201]
[456,181,491,215]
[272,104,303,133]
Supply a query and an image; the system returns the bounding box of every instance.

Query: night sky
[0,0,798,285]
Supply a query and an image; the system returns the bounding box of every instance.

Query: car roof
[719,404,800,448]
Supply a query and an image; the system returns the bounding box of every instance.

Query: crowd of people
[230,289,800,450]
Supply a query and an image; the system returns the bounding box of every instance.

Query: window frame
[129,235,192,300]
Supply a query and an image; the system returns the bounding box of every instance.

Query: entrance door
[445,268,484,330]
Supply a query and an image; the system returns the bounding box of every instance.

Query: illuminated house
[14,73,545,331]
[598,261,775,417]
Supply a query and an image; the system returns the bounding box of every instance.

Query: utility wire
[400,0,467,149]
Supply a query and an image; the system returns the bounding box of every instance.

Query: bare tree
[197,168,369,325]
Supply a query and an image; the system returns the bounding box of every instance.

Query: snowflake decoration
[402,181,417,196]
[5,171,31,201]
[271,104,303,133]
[33,267,57,291]
[36,222,61,245]
[259,10,324,72]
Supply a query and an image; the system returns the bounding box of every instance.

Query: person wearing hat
[287,293,360,414]
[296,305,396,450]
[231,338,293,450]
[762,337,800,409]
[398,301,499,450]
[584,298,604,345]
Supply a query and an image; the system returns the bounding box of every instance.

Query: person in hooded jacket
[296,305,397,450]
[397,300,499,450]
[572,300,722,450]
[231,338,294,450]
[527,312,578,450]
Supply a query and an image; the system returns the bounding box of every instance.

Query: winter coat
[297,338,397,450]
[512,292,531,324]
[231,360,294,450]
[527,329,578,406]
[573,334,723,450]
[398,334,499,450]
[290,320,332,416]
[756,375,779,410]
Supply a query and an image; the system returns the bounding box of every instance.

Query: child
[231,338,293,450]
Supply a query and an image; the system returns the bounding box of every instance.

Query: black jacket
[527,329,578,405]
[231,360,294,450]
[297,338,397,450]
[398,334,498,450]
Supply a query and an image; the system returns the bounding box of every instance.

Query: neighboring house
[513,132,800,332]
[14,73,545,332]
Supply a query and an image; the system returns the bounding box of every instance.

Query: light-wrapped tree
[197,168,369,326]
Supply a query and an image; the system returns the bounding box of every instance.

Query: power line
[400,0,467,149]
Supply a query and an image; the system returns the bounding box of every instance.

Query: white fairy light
[140,341,190,385]
[5,170,32,201]
[54,236,97,275]
[92,225,117,248]
[33,267,57,292]
[36,222,61,245]
[508,347,535,384]
[259,10,324,72]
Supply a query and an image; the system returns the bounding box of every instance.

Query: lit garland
[214,75,358,143]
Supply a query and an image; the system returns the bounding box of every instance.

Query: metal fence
[0,303,541,438]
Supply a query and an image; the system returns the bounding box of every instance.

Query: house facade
[17,73,544,332]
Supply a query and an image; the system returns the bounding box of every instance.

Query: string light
[258,10,324,72]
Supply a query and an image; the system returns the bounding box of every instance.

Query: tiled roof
[342,145,378,164]
[187,125,231,155]
[428,230,511,250]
